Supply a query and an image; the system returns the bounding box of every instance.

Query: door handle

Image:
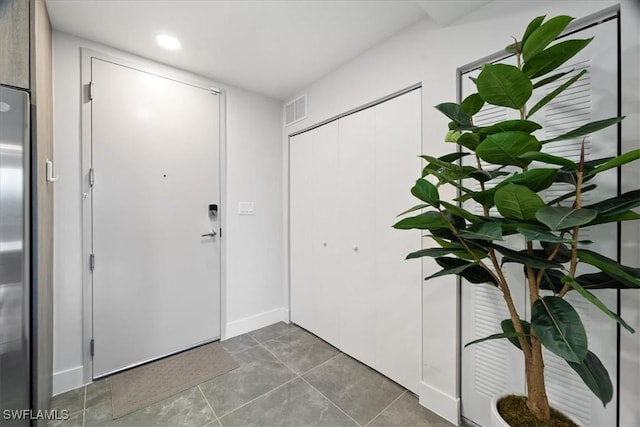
[201,231,217,237]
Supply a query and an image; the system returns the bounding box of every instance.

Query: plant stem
[517,44,550,420]
[558,138,586,298]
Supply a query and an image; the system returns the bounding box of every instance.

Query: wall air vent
[284,94,307,126]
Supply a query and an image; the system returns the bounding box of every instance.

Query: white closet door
[337,108,377,367]
[311,122,342,346]
[460,18,619,427]
[374,89,422,393]
[290,131,316,333]
[290,89,422,393]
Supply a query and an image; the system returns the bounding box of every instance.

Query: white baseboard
[52,365,86,396]
[418,381,460,426]
[225,307,289,339]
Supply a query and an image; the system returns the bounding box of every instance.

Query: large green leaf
[495,183,545,220]
[435,257,498,286]
[505,15,545,53]
[523,38,593,79]
[546,184,597,206]
[441,201,483,224]
[461,93,484,116]
[456,133,481,151]
[477,64,532,109]
[466,169,557,207]
[584,149,640,178]
[435,103,472,126]
[542,117,624,143]
[489,244,562,269]
[517,227,573,243]
[411,179,440,208]
[567,351,613,407]
[587,210,640,227]
[532,70,575,89]
[577,250,640,287]
[575,272,636,290]
[420,155,472,181]
[464,331,526,348]
[459,222,504,241]
[425,261,479,281]
[427,236,487,261]
[531,296,588,363]
[393,211,450,230]
[439,152,470,163]
[584,190,640,216]
[501,319,532,350]
[397,203,428,217]
[523,15,574,62]
[406,248,466,260]
[538,269,566,293]
[478,120,541,135]
[518,151,578,169]
[468,169,510,184]
[563,276,635,333]
[527,69,587,117]
[476,132,541,167]
[535,206,598,231]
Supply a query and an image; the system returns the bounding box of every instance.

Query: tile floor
[49,322,454,427]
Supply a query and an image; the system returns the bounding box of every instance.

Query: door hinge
[89,254,95,271]
[89,168,95,186]
[90,338,95,357]
[89,82,95,101]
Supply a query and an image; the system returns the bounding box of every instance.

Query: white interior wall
[52,31,284,394]
[282,1,640,425]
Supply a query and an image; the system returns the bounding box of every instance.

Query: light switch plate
[238,202,255,215]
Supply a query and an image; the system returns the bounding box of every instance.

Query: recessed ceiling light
[156,34,181,50]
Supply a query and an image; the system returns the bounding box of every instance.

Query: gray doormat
[110,342,238,418]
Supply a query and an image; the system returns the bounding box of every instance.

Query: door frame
[80,48,227,383]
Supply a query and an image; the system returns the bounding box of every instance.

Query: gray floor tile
[84,386,214,427]
[262,327,340,374]
[248,322,299,343]
[50,387,85,415]
[86,378,111,410]
[199,345,297,416]
[46,410,83,427]
[220,333,259,354]
[368,392,455,427]
[303,353,404,425]
[220,378,357,427]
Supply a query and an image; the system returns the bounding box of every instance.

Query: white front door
[90,58,221,377]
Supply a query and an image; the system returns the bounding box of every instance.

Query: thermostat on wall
[238,202,255,215]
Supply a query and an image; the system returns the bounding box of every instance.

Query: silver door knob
[201,231,217,237]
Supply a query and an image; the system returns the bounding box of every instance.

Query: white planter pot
[490,395,510,427]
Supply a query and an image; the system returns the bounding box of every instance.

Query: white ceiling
[45,0,489,100]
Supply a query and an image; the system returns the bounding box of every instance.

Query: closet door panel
[373,89,422,393]
[311,121,342,345]
[290,131,317,332]
[337,108,377,366]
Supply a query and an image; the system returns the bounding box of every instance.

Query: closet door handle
[201,231,217,237]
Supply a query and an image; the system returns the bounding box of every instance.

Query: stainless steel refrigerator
[0,85,30,426]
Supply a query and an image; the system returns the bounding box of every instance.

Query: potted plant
[394,14,640,426]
